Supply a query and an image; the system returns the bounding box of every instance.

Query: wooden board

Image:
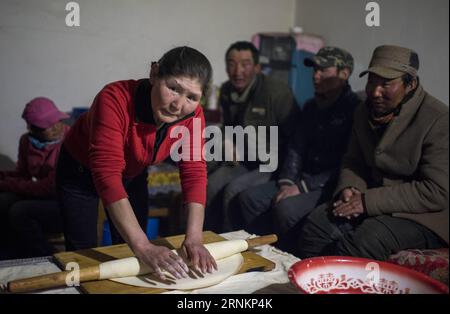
[53,231,276,294]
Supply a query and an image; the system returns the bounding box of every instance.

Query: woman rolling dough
[56,46,217,280]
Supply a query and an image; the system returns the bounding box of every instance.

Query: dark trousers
[205,163,271,233]
[297,202,446,260]
[0,192,62,259]
[10,199,62,257]
[238,181,327,252]
[56,146,148,251]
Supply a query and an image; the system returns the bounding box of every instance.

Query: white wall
[0,0,295,161]
[295,0,449,104]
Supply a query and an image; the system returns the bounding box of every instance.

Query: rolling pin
[7,234,277,293]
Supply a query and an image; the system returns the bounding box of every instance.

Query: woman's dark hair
[156,46,212,95]
[225,41,260,65]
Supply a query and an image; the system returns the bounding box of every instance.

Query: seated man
[298,45,449,260]
[205,41,299,232]
[238,47,360,252]
[0,97,69,259]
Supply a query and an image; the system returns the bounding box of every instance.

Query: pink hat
[22,97,70,129]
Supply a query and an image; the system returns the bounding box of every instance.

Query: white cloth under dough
[111,253,244,290]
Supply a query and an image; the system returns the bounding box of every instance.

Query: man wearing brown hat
[298,45,449,260]
[238,47,360,253]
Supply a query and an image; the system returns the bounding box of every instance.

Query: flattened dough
[110,253,243,290]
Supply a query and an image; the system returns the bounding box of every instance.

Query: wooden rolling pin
[7,234,277,293]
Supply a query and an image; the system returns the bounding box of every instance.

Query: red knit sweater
[63,79,207,207]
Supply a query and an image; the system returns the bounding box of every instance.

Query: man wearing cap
[0,97,70,259]
[205,41,299,232]
[238,47,360,253]
[298,45,449,260]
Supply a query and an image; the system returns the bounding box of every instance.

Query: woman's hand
[134,242,189,281]
[182,202,217,274]
[180,237,218,274]
[106,199,189,281]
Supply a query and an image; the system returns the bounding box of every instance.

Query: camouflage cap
[304,46,354,74]
[359,45,419,79]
